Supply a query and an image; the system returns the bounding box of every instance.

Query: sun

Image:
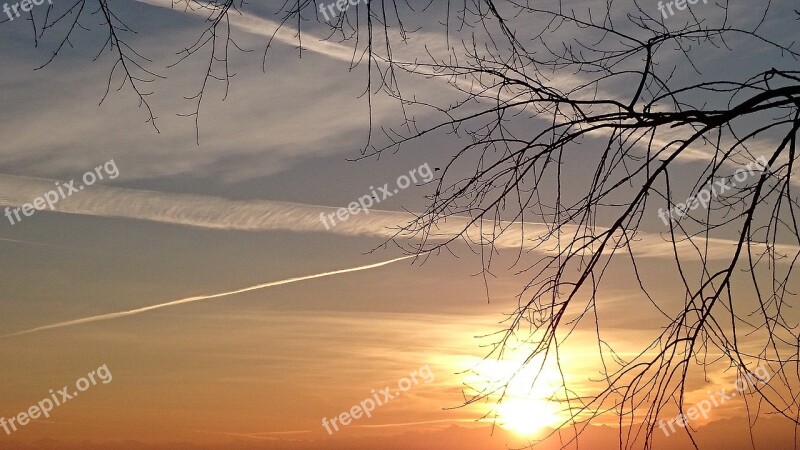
[463,349,567,437]
[495,365,565,436]
[497,397,562,436]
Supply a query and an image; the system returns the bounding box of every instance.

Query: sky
[1,0,799,449]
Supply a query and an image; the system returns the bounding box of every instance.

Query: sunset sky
[1,0,799,449]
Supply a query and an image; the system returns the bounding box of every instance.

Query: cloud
[130,0,793,176]
[2,174,796,261]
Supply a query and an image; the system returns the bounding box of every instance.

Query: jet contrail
[4,255,416,338]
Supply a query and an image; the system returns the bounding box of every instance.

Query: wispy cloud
[132,0,793,174]
[134,0,355,62]
[1,174,796,261]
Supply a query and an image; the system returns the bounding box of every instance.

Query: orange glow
[462,345,567,436]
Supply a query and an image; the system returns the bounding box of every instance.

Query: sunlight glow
[497,397,562,436]
[463,347,568,436]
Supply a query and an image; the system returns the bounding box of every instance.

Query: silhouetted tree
[16,1,800,448]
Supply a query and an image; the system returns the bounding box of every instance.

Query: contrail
[4,255,415,338]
